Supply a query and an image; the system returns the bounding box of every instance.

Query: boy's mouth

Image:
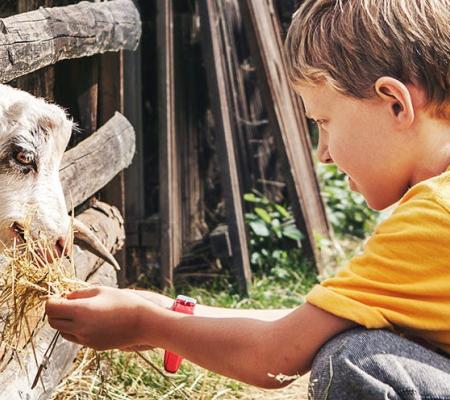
[347,175,357,191]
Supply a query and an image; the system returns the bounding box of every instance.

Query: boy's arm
[46,287,356,389]
[128,289,293,321]
[143,300,355,388]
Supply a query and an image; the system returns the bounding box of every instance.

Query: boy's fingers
[48,317,75,333]
[45,297,76,319]
[60,332,81,345]
[66,287,101,300]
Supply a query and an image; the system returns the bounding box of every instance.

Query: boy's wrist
[136,301,183,348]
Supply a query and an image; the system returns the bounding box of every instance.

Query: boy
[46,0,450,398]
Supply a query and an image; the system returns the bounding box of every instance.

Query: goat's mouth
[11,222,26,244]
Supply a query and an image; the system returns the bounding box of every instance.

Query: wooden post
[98,51,127,285]
[199,0,252,295]
[123,44,145,248]
[176,10,207,249]
[241,0,330,274]
[157,0,182,289]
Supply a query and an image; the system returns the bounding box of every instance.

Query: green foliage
[244,192,304,274]
[317,164,378,238]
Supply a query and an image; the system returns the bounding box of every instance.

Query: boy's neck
[410,116,450,185]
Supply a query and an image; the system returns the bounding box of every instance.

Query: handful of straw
[0,220,185,396]
[0,221,86,377]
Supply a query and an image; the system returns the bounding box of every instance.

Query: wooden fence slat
[199,0,252,295]
[60,112,136,210]
[241,0,330,273]
[98,50,127,284]
[0,0,141,83]
[157,0,182,289]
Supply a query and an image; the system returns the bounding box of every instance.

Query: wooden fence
[0,0,141,398]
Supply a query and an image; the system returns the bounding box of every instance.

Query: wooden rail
[0,0,141,83]
[60,112,136,210]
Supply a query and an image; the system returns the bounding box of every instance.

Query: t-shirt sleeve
[306,194,450,331]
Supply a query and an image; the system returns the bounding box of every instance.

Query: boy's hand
[45,286,160,350]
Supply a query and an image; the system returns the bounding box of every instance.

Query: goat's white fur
[0,84,72,250]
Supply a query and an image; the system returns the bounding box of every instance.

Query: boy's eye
[316,119,328,127]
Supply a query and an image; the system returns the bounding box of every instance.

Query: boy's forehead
[294,82,338,117]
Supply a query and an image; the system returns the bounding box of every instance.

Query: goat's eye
[14,150,35,167]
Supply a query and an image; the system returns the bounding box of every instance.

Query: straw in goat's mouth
[11,222,26,244]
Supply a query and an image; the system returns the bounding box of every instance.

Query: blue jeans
[309,328,450,400]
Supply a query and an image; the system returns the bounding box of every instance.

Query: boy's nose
[317,141,333,164]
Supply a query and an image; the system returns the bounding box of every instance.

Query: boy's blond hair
[285,0,450,119]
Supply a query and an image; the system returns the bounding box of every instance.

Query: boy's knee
[308,327,386,399]
[308,328,450,400]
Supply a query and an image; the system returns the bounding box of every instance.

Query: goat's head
[0,85,118,269]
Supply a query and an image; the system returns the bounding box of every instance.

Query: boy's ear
[374,77,414,128]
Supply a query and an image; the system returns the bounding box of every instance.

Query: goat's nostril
[55,237,71,257]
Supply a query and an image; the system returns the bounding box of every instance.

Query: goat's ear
[38,115,59,132]
[0,102,25,133]
[4,101,25,123]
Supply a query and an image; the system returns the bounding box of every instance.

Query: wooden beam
[0,201,124,400]
[123,45,145,248]
[0,0,141,83]
[199,0,252,295]
[98,50,127,284]
[241,0,330,273]
[177,12,207,248]
[60,112,136,210]
[157,0,182,289]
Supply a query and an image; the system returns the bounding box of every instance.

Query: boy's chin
[365,195,397,212]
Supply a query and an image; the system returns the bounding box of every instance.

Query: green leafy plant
[244,191,304,275]
[317,164,378,238]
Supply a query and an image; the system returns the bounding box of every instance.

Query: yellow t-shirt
[307,165,450,354]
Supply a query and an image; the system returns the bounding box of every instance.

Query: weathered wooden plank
[241,0,330,273]
[60,112,136,210]
[123,46,145,248]
[199,0,252,295]
[97,50,127,283]
[157,0,182,289]
[0,201,124,400]
[0,0,141,83]
[177,13,207,249]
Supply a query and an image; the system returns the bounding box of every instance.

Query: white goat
[0,84,118,268]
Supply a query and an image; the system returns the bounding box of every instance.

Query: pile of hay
[0,221,86,367]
